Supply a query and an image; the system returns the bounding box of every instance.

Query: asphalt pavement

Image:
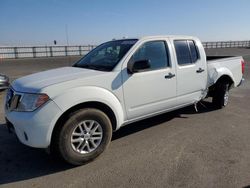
[0,49,250,188]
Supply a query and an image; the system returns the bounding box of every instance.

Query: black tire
[212,82,230,109]
[52,108,112,165]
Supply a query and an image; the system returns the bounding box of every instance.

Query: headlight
[16,93,49,112]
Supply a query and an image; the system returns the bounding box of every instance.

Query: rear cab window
[174,40,199,66]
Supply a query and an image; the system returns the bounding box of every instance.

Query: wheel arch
[212,67,235,88]
[208,74,234,97]
[215,75,234,88]
[51,101,118,147]
[48,86,125,148]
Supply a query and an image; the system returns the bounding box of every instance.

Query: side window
[188,40,199,62]
[132,41,169,71]
[174,40,192,65]
[174,40,200,65]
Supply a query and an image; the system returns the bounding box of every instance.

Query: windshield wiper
[76,64,98,70]
[75,64,111,71]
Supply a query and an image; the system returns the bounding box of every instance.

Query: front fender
[52,86,125,130]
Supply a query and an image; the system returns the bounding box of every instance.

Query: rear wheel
[212,82,230,109]
[52,108,112,165]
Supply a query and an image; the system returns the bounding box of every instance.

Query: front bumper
[5,100,62,148]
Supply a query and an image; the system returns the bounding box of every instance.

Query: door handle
[165,73,175,79]
[196,68,204,73]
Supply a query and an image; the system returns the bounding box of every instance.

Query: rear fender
[211,67,235,87]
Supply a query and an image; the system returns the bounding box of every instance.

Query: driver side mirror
[127,59,151,74]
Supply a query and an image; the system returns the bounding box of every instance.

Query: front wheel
[212,82,230,109]
[52,108,112,165]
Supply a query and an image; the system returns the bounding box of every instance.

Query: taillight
[241,60,245,74]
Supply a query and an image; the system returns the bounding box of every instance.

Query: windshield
[74,39,138,71]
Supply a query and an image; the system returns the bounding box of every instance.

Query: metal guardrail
[0,40,250,59]
[202,40,250,49]
[0,45,96,59]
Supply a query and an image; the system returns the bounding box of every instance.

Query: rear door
[173,39,207,105]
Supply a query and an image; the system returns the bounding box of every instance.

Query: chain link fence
[0,40,250,59]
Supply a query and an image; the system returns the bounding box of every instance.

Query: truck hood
[12,67,107,93]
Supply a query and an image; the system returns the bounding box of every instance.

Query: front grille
[6,88,21,111]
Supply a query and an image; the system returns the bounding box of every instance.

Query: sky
[0,0,250,46]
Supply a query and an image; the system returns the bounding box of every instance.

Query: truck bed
[206,55,243,88]
[207,56,234,61]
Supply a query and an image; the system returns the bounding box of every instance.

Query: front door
[122,40,177,120]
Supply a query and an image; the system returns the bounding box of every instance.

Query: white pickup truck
[4,36,244,165]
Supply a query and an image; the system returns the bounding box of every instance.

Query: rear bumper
[237,78,244,87]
